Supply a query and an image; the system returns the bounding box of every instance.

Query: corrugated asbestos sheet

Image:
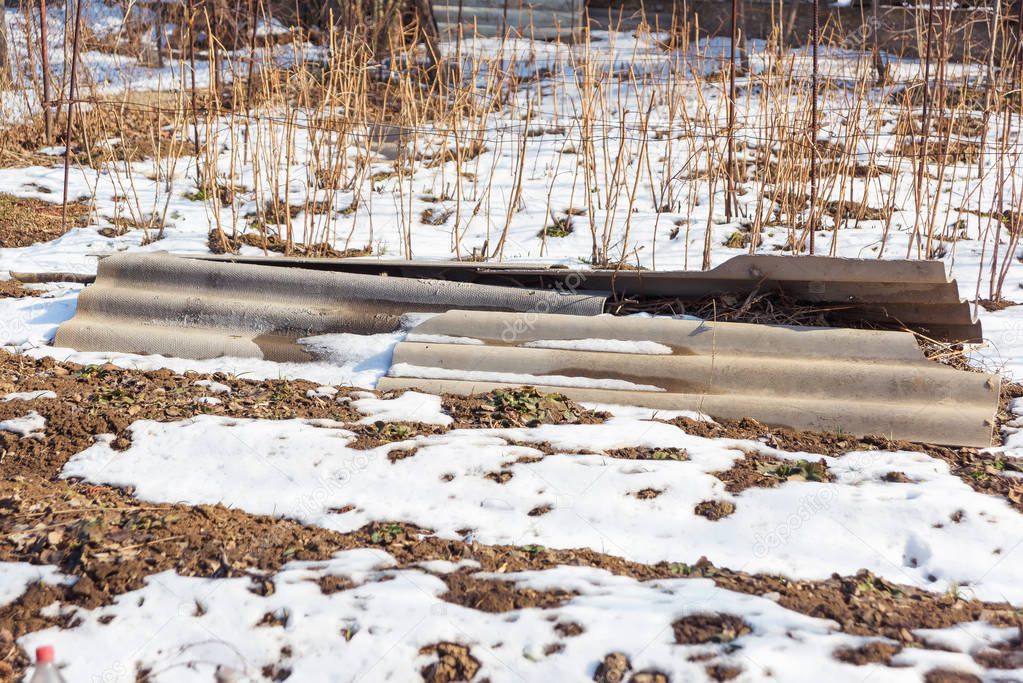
[195,253,983,342]
[432,0,584,40]
[377,310,1000,447]
[53,253,605,361]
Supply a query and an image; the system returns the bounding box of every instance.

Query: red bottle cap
[36,645,54,663]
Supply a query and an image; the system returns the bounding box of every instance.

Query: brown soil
[832,641,903,665]
[604,446,688,461]
[442,387,609,429]
[346,421,448,450]
[978,298,1018,312]
[712,452,831,493]
[668,405,1023,512]
[208,228,373,259]
[0,92,193,170]
[1,478,1021,679]
[594,652,631,682]
[822,198,892,222]
[923,670,982,683]
[694,500,736,520]
[704,664,742,681]
[419,642,480,683]
[0,194,90,248]
[2,350,1023,678]
[0,582,78,676]
[0,279,31,298]
[709,565,1021,642]
[0,351,361,479]
[555,621,584,637]
[972,632,1023,669]
[667,414,905,456]
[672,613,751,644]
[317,575,355,595]
[485,470,514,484]
[629,672,668,683]
[896,138,982,164]
[441,573,576,613]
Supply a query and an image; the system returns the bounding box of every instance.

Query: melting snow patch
[0,562,69,607]
[406,333,485,345]
[389,363,668,392]
[59,415,1023,604]
[353,390,452,425]
[17,555,993,683]
[2,390,57,401]
[298,331,405,386]
[192,379,231,394]
[0,411,47,437]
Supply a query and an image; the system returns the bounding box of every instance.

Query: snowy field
[3,3,1023,682]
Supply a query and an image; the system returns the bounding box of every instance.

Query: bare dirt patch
[604,446,688,461]
[0,351,361,479]
[443,387,609,429]
[923,670,982,683]
[629,671,669,683]
[667,394,1023,512]
[1,478,1021,679]
[667,414,902,456]
[419,642,480,683]
[528,504,553,517]
[710,565,1021,642]
[441,573,576,612]
[712,452,831,493]
[0,582,77,677]
[0,279,32,298]
[594,652,631,682]
[0,194,90,248]
[208,227,373,259]
[971,632,1023,669]
[346,421,447,450]
[694,500,736,520]
[555,621,584,637]
[704,664,742,681]
[672,613,751,644]
[833,640,903,665]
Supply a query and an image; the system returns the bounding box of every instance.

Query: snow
[352,391,453,426]
[2,4,1023,678]
[15,553,989,683]
[0,563,68,607]
[388,363,668,392]
[192,380,231,394]
[0,293,408,385]
[2,390,57,401]
[60,415,1023,604]
[0,411,47,437]
[405,333,486,345]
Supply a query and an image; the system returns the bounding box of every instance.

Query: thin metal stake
[808,0,819,255]
[39,0,51,143]
[726,0,737,221]
[60,0,83,235]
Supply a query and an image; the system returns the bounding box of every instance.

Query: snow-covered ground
[13,553,1015,683]
[3,4,1023,682]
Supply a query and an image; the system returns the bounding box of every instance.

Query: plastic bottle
[29,646,68,683]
